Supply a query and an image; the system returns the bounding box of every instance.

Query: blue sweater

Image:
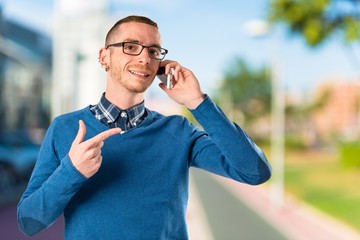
[17,97,271,239]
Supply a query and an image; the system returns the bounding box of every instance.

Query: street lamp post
[270,48,285,208]
[244,19,285,208]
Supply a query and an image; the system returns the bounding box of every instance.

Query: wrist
[185,94,206,110]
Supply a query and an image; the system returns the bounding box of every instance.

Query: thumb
[73,120,86,145]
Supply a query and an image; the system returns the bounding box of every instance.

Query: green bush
[285,135,307,150]
[339,142,360,168]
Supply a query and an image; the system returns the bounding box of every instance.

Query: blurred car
[0,130,41,198]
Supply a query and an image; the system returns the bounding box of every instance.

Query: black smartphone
[156,66,173,89]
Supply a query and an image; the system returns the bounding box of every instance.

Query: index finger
[90,128,121,144]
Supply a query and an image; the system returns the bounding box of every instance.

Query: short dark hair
[105,15,158,47]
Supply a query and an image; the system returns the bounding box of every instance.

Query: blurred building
[1,0,177,130]
[0,6,52,131]
[312,79,360,142]
[52,0,110,117]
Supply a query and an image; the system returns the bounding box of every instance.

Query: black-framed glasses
[106,42,168,60]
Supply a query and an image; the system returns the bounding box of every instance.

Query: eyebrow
[123,38,161,48]
[123,38,139,43]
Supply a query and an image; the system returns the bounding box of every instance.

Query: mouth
[129,70,150,78]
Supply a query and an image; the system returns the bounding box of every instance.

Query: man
[18,15,272,239]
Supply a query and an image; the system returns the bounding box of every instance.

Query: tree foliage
[217,58,271,124]
[267,0,360,46]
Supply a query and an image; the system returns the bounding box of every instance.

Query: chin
[129,84,151,94]
[132,80,154,93]
[131,88,148,94]
[114,76,152,93]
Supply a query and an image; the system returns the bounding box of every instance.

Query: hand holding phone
[157,66,174,89]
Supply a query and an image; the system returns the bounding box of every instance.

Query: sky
[0,0,359,98]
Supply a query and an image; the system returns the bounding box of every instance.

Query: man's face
[107,22,162,93]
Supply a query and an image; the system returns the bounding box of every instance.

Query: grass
[283,148,360,231]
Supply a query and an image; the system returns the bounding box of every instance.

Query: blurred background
[0,0,359,239]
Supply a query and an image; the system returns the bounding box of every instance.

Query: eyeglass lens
[123,42,165,60]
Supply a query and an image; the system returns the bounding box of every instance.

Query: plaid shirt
[90,93,147,131]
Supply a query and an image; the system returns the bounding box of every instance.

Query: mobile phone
[157,66,173,89]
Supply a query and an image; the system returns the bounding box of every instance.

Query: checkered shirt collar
[92,93,145,128]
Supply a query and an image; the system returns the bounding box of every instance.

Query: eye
[149,47,161,57]
[124,43,140,53]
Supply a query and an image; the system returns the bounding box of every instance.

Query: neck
[105,86,145,110]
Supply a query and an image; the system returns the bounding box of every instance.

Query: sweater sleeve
[189,96,272,185]
[17,118,87,237]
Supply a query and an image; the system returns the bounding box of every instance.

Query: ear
[98,48,110,71]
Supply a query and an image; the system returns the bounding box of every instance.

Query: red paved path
[216,176,360,240]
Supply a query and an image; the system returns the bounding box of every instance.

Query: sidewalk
[215,176,360,240]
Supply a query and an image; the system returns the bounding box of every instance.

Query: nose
[138,47,151,64]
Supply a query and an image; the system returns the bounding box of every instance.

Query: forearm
[190,96,272,185]
[17,155,86,236]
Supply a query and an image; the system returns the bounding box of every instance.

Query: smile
[129,70,150,77]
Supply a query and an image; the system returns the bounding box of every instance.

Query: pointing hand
[68,120,121,178]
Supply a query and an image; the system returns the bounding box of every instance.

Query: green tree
[216,58,271,126]
[267,0,360,146]
[267,0,360,46]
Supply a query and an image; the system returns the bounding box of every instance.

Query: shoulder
[52,107,92,125]
[54,107,88,122]
[146,108,201,136]
[147,108,189,126]
[48,107,92,136]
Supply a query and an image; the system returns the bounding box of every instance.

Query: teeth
[130,70,149,77]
